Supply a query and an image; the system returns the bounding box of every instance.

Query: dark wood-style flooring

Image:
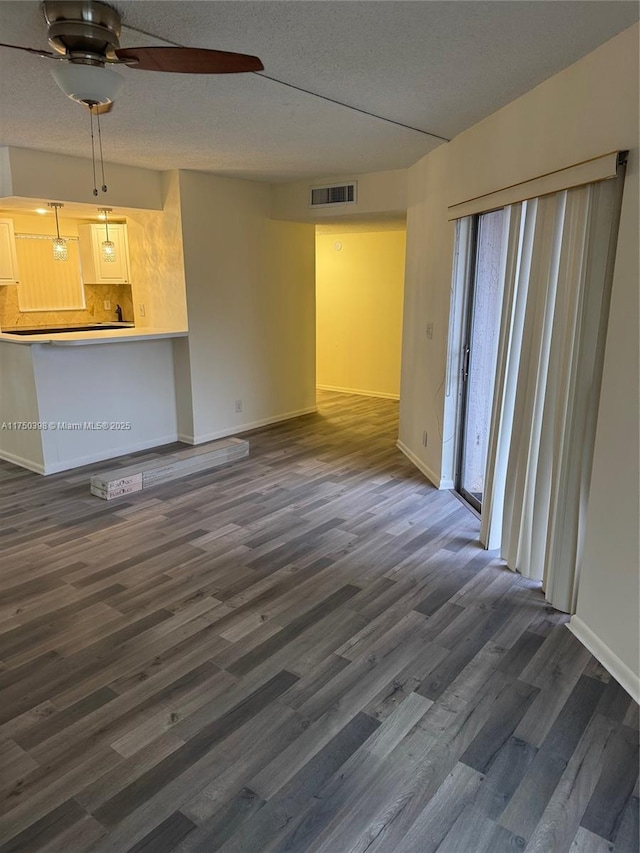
[0,391,637,852]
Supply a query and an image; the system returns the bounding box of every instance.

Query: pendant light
[98,207,116,262]
[48,202,67,261]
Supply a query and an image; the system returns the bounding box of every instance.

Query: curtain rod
[14,233,79,241]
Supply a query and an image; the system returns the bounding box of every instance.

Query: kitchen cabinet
[78,223,131,284]
[0,219,20,285]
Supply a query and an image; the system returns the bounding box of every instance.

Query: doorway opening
[315,221,406,402]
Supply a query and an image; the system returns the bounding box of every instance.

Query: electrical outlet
[103,300,111,310]
[138,303,146,317]
[234,399,243,413]
[422,430,428,447]
[426,322,434,340]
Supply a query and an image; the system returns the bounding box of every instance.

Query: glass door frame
[455,215,482,513]
[454,207,506,515]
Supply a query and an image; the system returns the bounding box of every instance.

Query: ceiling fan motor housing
[44,0,121,62]
[44,1,124,105]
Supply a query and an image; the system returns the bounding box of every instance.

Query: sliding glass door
[456,209,505,512]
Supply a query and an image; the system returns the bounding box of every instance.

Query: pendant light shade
[52,237,68,261]
[98,207,116,262]
[48,202,67,261]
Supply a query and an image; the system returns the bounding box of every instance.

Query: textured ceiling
[0,1,637,182]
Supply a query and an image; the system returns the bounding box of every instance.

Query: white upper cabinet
[0,219,20,285]
[78,223,131,284]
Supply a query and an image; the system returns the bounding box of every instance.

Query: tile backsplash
[0,283,134,328]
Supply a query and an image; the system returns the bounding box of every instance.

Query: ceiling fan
[0,0,264,114]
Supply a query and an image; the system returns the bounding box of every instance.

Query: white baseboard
[185,406,318,446]
[396,439,446,489]
[316,384,400,401]
[2,435,183,476]
[568,615,640,704]
[0,449,45,475]
[41,433,181,475]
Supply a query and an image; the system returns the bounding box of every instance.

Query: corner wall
[124,171,188,330]
[176,170,316,443]
[400,24,639,691]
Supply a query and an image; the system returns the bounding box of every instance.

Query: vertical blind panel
[543,178,623,611]
[501,193,563,575]
[538,187,592,604]
[480,203,522,550]
[480,170,625,613]
[16,238,85,312]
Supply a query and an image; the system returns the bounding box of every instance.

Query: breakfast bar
[0,327,187,474]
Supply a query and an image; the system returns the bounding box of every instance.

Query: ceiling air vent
[310,182,357,208]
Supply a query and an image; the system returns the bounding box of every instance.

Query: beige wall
[316,225,405,398]
[271,168,407,223]
[176,170,316,443]
[400,24,639,691]
[124,171,188,330]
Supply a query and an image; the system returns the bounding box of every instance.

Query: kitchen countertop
[0,327,188,346]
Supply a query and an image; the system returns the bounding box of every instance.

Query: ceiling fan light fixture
[51,61,123,106]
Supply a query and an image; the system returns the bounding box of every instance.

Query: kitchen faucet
[115,304,123,323]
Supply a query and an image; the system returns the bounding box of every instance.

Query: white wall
[399,24,639,691]
[0,341,44,472]
[33,339,179,473]
[1,146,163,209]
[400,142,452,486]
[316,225,406,398]
[569,149,639,701]
[0,338,179,474]
[176,171,317,443]
[0,148,12,197]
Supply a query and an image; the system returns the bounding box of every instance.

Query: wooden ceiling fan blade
[114,46,264,74]
[0,41,57,59]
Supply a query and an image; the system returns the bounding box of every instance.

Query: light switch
[103,300,111,310]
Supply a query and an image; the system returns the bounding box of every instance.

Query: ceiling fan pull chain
[96,109,108,193]
[89,106,98,197]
